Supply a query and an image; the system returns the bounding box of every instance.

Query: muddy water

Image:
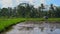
[2,21,60,34]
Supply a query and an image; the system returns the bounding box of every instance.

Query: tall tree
[49,4,55,17]
[55,7,60,17]
[40,4,45,17]
[8,7,13,17]
[1,8,8,17]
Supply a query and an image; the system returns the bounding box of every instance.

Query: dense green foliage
[0,3,60,18]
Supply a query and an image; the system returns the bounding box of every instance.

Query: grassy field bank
[0,18,60,32]
[26,18,60,22]
[0,18,26,32]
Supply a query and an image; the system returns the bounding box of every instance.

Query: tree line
[0,3,60,18]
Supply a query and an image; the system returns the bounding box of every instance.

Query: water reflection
[4,22,60,34]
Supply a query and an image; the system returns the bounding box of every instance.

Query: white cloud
[40,0,51,4]
[15,0,47,8]
[28,0,33,4]
[1,0,34,8]
[0,0,50,8]
[1,0,13,8]
[16,0,33,5]
[40,0,45,4]
[16,0,20,5]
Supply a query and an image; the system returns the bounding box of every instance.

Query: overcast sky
[0,0,60,8]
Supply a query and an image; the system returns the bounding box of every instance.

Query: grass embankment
[0,18,60,32]
[48,18,60,21]
[26,18,60,22]
[0,18,26,32]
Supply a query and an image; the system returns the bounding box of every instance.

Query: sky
[0,0,60,8]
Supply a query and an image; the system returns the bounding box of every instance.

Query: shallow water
[2,21,60,34]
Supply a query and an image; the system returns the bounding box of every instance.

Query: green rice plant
[0,18,26,32]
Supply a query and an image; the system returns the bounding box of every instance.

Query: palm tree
[50,4,54,11]
[50,4,55,17]
[41,3,45,17]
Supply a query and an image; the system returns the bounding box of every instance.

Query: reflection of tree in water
[39,27,44,32]
[41,27,44,32]
[26,27,33,30]
[50,29,53,32]
[50,25,56,32]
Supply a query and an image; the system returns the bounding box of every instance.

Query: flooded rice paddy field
[1,21,60,34]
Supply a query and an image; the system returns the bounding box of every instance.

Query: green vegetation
[0,3,60,18]
[48,18,60,22]
[0,18,26,32]
[26,18,60,22]
[0,18,60,32]
[0,3,60,33]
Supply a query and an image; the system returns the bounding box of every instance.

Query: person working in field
[43,16,48,20]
